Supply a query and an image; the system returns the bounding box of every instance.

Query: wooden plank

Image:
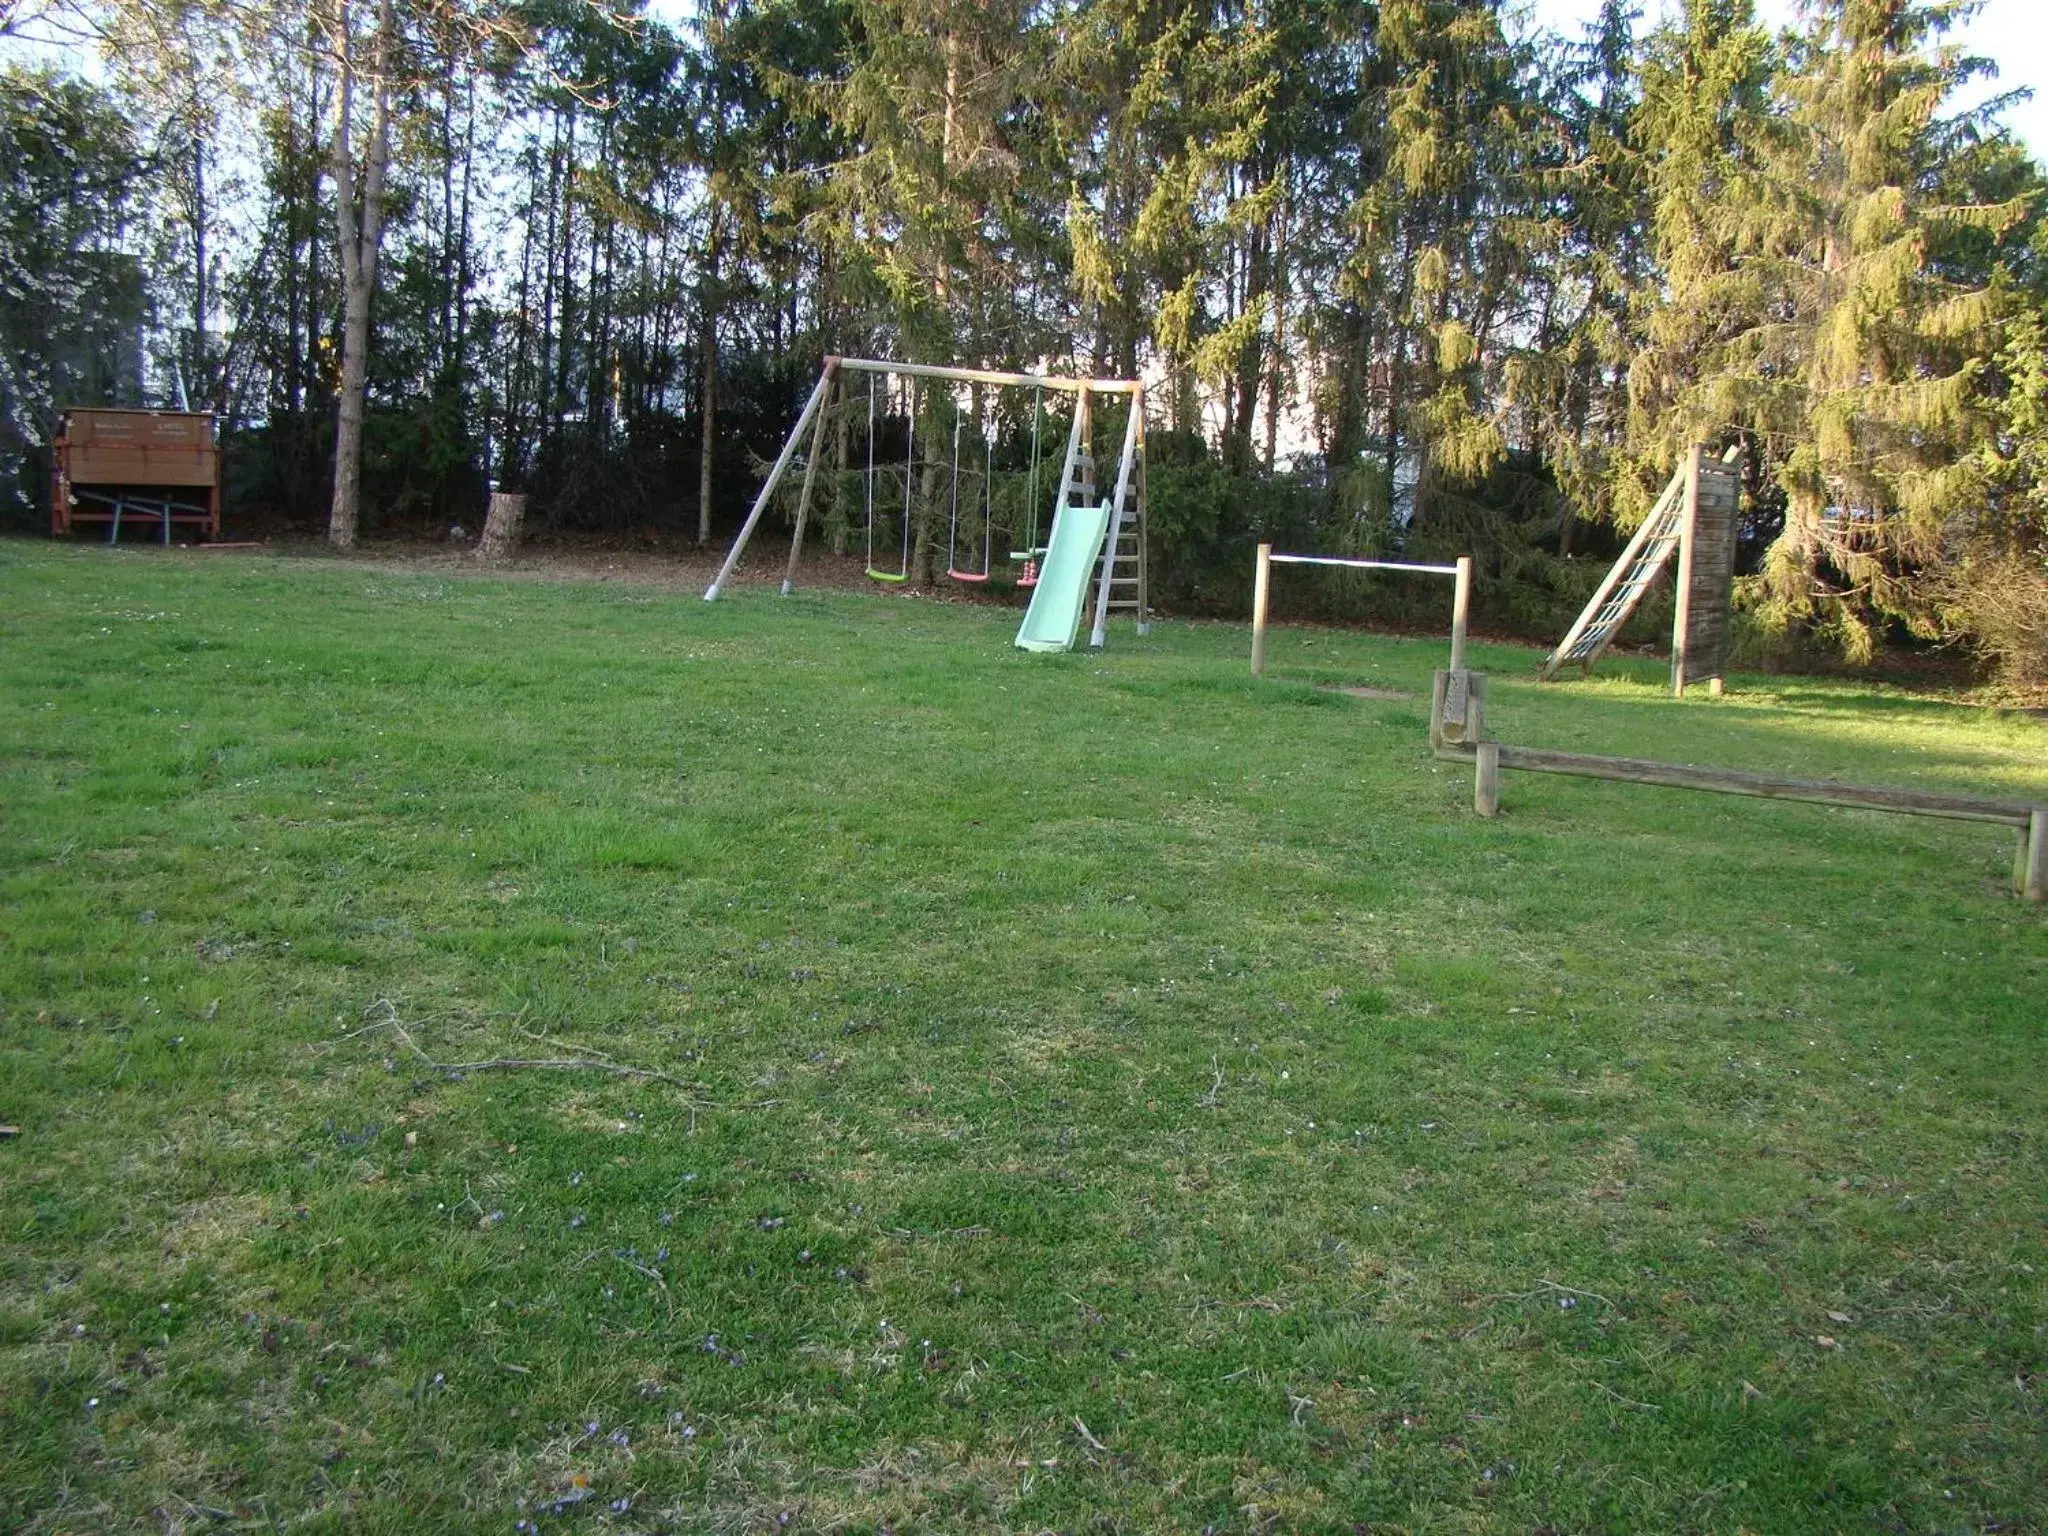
[1432,740,2036,827]
[65,409,215,447]
[64,507,214,524]
[2026,809,2047,901]
[833,356,1141,395]
[67,446,218,487]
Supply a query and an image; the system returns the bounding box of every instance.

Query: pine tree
[1501,0,1652,542]
[1620,0,1773,515]
[1345,0,1529,529]
[1635,0,2031,656]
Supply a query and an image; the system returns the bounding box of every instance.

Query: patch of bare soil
[207,535,1006,602]
[1319,684,1417,701]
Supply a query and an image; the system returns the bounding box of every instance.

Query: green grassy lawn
[3,540,2045,1535]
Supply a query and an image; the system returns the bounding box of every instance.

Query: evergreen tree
[1622,0,1774,526]
[1502,0,1651,542]
[1344,0,1530,530]
[1636,0,2032,655]
[0,67,147,518]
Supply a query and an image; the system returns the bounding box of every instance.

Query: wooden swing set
[702,356,1151,647]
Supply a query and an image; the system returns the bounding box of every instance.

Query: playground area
[2,541,2045,1532]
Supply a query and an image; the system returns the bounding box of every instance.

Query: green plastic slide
[1014,501,1113,652]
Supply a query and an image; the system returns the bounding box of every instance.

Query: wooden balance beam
[1429,670,2047,902]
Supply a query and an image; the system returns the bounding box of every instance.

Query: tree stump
[476,491,527,564]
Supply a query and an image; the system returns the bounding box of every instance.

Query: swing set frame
[703,356,1150,646]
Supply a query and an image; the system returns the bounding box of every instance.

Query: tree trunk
[326,0,395,551]
[1264,186,1288,472]
[697,205,719,545]
[476,490,527,564]
[191,116,208,409]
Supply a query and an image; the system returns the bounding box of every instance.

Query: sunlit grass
[2,541,2044,1533]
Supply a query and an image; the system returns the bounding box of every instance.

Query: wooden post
[704,362,835,601]
[1134,396,1151,636]
[1090,387,1145,648]
[1429,668,1448,751]
[1475,742,1500,818]
[475,491,527,564]
[1450,554,1472,674]
[781,363,839,595]
[1251,542,1272,676]
[2025,809,2047,902]
[1672,446,1701,697]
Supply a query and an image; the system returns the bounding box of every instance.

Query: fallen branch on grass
[419,1055,698,1089]
[343,1000,778,1124]
[1589,1380,1660,1412]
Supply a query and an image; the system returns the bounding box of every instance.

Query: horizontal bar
[831,356,1142,395]
[1434,742,2037,827]
[1269,554,1462,575]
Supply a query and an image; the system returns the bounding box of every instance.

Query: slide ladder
[1092,445,1148,639]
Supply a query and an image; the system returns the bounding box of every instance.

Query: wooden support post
[1450,554,1472,674]
[1429,668,1448,751]
[2025,809,2047,902]
[1134,398,1151,636]
[1090,389,1146,648]
[1672,448,1701,697]
[1251,542,1272,676]
[780,362,839,595]
[704,362,835,601]
[1463,672,1486,749]
[1475,742,1500,818]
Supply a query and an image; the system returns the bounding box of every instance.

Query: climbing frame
[1541,446,1741,695]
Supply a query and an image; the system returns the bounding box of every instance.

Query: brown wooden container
[53,408,222,541]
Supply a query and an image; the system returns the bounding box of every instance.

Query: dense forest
[4,0,2046,679]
